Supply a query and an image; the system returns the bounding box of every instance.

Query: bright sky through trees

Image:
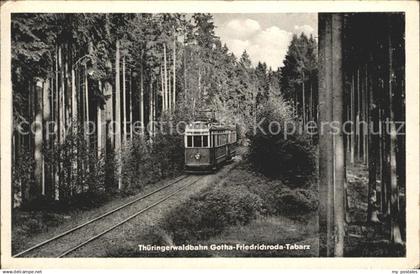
[213,13,317,69]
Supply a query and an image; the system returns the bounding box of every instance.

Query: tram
[184,114,237,173]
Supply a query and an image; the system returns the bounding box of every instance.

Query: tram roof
[185,121,235,133]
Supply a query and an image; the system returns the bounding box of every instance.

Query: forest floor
[107,157,319,257]
[344,162,406,257]
[189,167,319,257]
[194,164,319,257]
[106,158,405,258]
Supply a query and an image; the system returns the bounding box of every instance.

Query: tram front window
[187,136,192,147]
[193,136,202,147]
[203,135,208,147]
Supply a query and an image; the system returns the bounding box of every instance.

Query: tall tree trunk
[81,65,85,130]
[168,72,172,113]
[302,71,305,125]
[64,44,72,197]
[153,82,156,124]
[309,81,313,123]
[84,64,90,146]
[71,68,77,127]
[104,80,113,190]
[378,108,384,212]
[350,73,355,164]
[380,107,390,216]
[140,60,144,128]
[149,78,153,136]
[97,89,102,157]
[168,59,172,113]
[65,43,71,136]
[27,83,34,200]
[318,14,335,257]
[357,68,361,161]
[173,37,176,111]
[42,78,51,197]
[387,22,403,244]
[54,46,60,200]
[59,46,65,146]
[184,46,187,102]
[97,81,106,158]
[198,66,201,100]
[331,14,345,256]
[360,67,365,164]
[12,130,17,206]
[367,66,380,223]
[164,43,168,112]
[129,69,133,142]
[360,67,364,163]
[82,63,90,192]
[70,67,78,197]
[364,65,369,164]
[122,56,127,145]
[97,81,106,192]
[59,45,66,197]
[115,40,122,189]
[161,65,165,113]
[34,78,44,200]
[294,86,297,115]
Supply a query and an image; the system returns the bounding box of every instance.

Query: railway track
[13,175,202,258]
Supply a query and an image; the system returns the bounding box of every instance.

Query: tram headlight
[194,153,201,160]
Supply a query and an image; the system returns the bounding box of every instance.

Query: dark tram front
[184,120,237,173]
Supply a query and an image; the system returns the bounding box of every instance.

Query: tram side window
[187,136,192,147]
[221,134,226,145]
[203,135,208,147]
[193,136,202,147]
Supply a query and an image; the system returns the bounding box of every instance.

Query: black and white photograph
[1,0,419,269]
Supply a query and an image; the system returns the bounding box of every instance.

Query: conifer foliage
[11,13,286,207]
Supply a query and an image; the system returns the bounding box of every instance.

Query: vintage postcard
[1,0,419,269]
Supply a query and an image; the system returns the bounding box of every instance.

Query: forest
[11,13,317,206]
[11,13,406,257]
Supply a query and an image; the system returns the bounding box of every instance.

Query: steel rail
[13,175,189,257]
[58,176,202,257]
